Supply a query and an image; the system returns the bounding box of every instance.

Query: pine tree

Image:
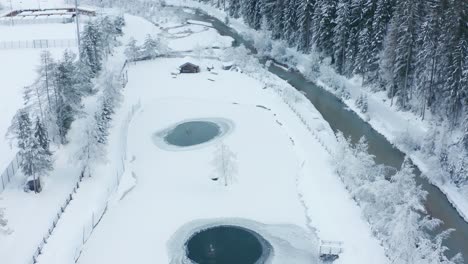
[353,0,379,78]
[282,0,299,46]
[228,0,241,18]
[242,0,262,30]
[33,118,53,178]
[367,0,395,84]
[54,51,83,143]
[313,0,338,59]
[271,0,284,40]
[333,0,352,74]
[442,0,468,122]
[383,0,424,108]
[141,34,167,59]
[296,0,315,52]
[80,20,103,76]
[125,37,140,61]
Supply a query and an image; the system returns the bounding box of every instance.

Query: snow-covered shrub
[355,94,368,114]
[252,30,273,56]
[223,46,260,74]
[337,85,351,100]
[394,129,421,152]
[320,63,345,91]
[300,54,320,82]
[333,133,460,263]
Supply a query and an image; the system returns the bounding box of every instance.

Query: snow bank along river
[176,6,468,259]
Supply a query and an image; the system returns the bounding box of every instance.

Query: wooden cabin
[179,62,200,74]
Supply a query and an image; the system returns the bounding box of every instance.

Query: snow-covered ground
[1,3,389,263]
[0,23,77,41]
[75,56,387,264]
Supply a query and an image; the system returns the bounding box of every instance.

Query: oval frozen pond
[165,121,220,147]
[186,226,270,264]
[153,118,234,151]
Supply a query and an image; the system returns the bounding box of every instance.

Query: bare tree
[211,143,238,186]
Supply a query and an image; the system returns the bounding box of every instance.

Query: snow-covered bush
[125,38,140,62]
[300,54,320,83]
[75,70,123,177]
[355,94,368,114]
[140,34,169,59]
[252,30,272,56]
[0,199,9,235]
[333,133,461,263]
[395,129,421,152]
[337,85,351,100]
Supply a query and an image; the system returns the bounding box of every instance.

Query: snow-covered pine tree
[141,34,167,59]
[80,20,104,76]
[367,0,395,84]
[125,37,140,62]
[37,50,56,113]
[15,110,42,192]
[382,0,424,109]
[113,15,126,36]
[99,16,124,56]
[333,0,352,75]
[313,0,338,59]
[53,51,83,144]
[353,0,379,78]
[414,0,445,119]
[296,0,315,52]
[384,158,457,263]
[442,0,468,122]
[228,0,241,18]
[32,118,53,179]
[271,0,284,40]
[75,117,106,177]
[282,0,299,46]
[241,0,262,30]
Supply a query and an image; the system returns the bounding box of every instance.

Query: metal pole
[74,0,81,57]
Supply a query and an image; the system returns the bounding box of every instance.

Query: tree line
[197,0,468,187]
[7,15,125,193]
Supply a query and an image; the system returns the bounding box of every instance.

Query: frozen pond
[186,226,269,264]
[165,121,221,147]
[153,118,234,150]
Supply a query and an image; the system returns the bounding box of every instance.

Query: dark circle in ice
[164,121,221,147]
[186,226,267,264]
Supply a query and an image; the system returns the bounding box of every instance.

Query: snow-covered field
[75,57,387,264]
[0,2,390,264]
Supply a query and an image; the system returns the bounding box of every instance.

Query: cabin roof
[180,62,199,68]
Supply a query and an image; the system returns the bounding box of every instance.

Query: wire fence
[0,39,77,50]
[73,101,141,262]
[0,153,22,193]
[30,60,141,264]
